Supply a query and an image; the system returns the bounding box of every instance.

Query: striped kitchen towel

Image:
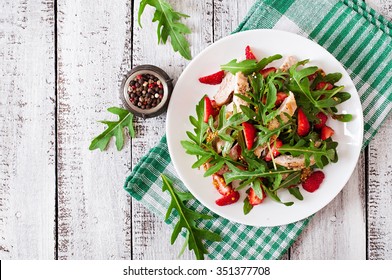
[125,0,392,260]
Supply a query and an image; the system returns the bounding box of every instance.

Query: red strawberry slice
[212,174,233,196]
[248,187,266,206]
[203,96,214,123]
[215,191,240,206]
[321,125,334,140]
[199,70,225,85]
[302,171,325,192]
[245,45,257,60]
[260,67,277,78]
[265,138,283,161]
[242,122,256,150]
[314,112,328,130]
[307,72,318,81]
[297,108,310,137]
[315,81,334,90]
[275,92,288,106]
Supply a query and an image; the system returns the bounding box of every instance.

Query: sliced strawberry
[212,174,233,195]
[248,187,266,206]
[245,45,257,60]
[199,70,225,85]
[275,92,288,106]
[242,122,256,150]
[297,108,310,137]
[307,72,318,81]
[314,112,328,130]
[262,91,288,106]
[203,96,214,123]
[321,125,334,140]
[315,81,333,90]
[265,138,283,161]
[260,67,277,78]
[302,171,325,192]
[215,191,240,206]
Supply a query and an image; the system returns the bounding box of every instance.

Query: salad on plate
[181,46,352,215]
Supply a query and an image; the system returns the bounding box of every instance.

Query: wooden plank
[366,0,392,260]
[57,0,132,259]
[368,112,392,260]
[131,0,213,260]
[0,0,56,259]
[290,153,367,259]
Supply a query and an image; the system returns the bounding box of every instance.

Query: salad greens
[161,174,221,260]
[182,53,352,214]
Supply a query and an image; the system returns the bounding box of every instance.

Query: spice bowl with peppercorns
[121,65,173,118]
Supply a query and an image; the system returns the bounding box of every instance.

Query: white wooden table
[1,0,391,260]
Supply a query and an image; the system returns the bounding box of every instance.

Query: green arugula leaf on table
[89,107,135,151]
[138,0,192,60]
[161,174,221,260]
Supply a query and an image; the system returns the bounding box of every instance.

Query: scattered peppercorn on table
[0,0,391,260]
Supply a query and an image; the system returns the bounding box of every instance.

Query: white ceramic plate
[166,29,363,227]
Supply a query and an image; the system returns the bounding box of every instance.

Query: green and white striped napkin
[125,0,392,260]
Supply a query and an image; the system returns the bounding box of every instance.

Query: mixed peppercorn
[127,73,164,110]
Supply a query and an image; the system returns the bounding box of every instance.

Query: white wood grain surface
[0,0,391,260]
[0,0,56,259]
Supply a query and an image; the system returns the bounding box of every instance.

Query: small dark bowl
[120,65,173,118]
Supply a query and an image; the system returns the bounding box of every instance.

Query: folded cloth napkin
[125,0,392,259]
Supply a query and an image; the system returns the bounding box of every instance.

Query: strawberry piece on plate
[275,92,288,106]
[302,171,325,192]
[321,125,334,140]
[245,45,257,60]
[199,70,225,85]
[203,96,214,123]
[242,122,256,150]
[260,67,276,78]
[314,112,328,130]
[297,108,310,137]
[315,81,333,90]
[215,191,240,206]
[212,174,233,196]
[248,187,266,206]
[265,138,283,161]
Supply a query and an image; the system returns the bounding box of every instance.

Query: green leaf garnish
[161,174,221,260]
[89,107,135,151]
[138,0,192,60]
[220,54,282,75]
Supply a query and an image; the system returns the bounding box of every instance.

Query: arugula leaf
[278,140,337,169]
[220,54,282,75]
[288,60,351,121]
[288,187,304,200]
[243,197,253,215]
[161,174,221,260]
[187,97,209,146]
[138,0,192,60]
[273,171,301,191]
[262,184,294,206]
[89,107,135,151]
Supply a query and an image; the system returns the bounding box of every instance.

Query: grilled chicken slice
[279,56,297,72]
[268,91,297,130]
[214,72,235,106]
[274,155,315,170]
[232,72,250,112]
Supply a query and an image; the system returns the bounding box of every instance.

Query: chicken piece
[232,72,250,112]
[279,56,297,72]
[268,91,297,130]
[274,155,316,170]
[253,135,277,158]
[214,72,235,106]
